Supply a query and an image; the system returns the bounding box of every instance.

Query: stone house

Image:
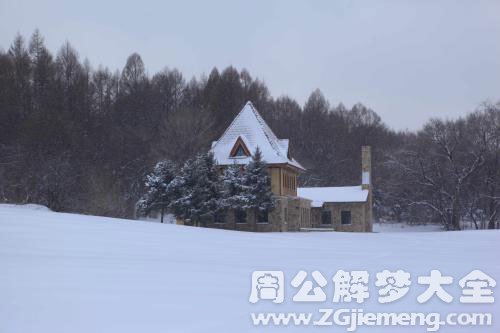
[180,101,372,232]
[297,146,373,232]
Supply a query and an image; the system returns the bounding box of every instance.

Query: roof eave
[267,162,306,172]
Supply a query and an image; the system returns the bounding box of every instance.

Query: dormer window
[234,145,246,157]
[229,136,251,158]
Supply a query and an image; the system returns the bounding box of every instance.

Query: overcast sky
[1,0,499,130]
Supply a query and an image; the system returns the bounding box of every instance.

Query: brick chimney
[361,146,373,231]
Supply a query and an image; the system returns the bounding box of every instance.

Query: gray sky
[1,0,499,130]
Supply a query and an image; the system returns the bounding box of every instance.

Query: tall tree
[137,160,177,223]
[221,163,248,210]
[242,148,275,220]
[120,53,146,95]
[170,152,221,226]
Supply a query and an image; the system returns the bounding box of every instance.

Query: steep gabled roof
[211,101,304,170]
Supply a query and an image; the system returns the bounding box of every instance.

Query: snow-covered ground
[373,222,443,233]
[0,204,498,333]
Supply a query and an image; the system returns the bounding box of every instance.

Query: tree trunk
[160,206,164,223]
[451,207,461,231]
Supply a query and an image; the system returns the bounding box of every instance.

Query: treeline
[382,109,500,230]
[0,31,498,230]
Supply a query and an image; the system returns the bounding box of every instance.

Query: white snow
[298,185,369,207]
[140,213,176,224]
[362,171,370,185]
[373,222,444,233]
[1,204,499,333]
[0,203,52,211]
[211,101,304,170]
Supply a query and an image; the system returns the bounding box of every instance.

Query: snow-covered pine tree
[168,158,194,222]
[169,152,221,226]
[243,147,275,222]
[197,152,222,225]
[136,160,177,223]
[221,162,248,210]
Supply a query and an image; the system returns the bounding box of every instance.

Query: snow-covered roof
[297,186,368,207]
[211,101,305,170]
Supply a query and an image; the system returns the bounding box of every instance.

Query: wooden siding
[268,165,298,197]
[219,164,299,197]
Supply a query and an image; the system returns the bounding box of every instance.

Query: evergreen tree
[198,152,221,224]
[242,147,275,220]
[168,159,193,222]
[170,152,221,226]
[137,160,177,223]
[221,162,248,210]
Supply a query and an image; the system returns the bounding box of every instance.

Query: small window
[201,214,213,225]
[258,210,269,223]
[229,137,250,157]
[234,145,246,157]
[321,210,332,225]
[236,209,247,224]
[215,210,226,224]
[341,211,352,225]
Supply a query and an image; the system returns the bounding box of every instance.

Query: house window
[258,210,269,223]
[321,210,332,225]
[341,211,352,225]
[215,210,226,224]
[229,137,250,158]
[234,145,246,157]
[201,214,213,225]
[236,209,247,224]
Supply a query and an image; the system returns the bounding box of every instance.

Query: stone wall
[310,207,322,228]
[203,195,311,232]
[311,202,369,232]
[178,198,370,232]
[283,197,312,231]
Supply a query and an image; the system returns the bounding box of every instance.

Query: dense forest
[1,31,499,230]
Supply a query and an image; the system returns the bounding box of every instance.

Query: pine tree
[243,147,275,220]
[168,158,193,222]
[137,160,177,223]
[169,152,221,226]
[197,152,221,225]
[221,162,248,210]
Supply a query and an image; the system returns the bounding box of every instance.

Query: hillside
[0,204,498,333]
